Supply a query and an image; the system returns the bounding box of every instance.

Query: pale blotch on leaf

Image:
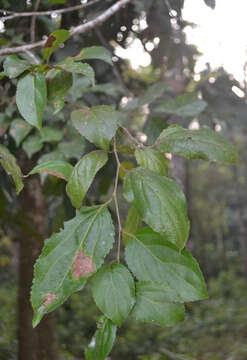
[41,170,66,180]
[43,293,57,306]
[72,250,94,280]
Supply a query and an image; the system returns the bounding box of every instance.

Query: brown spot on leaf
[41,170,66,180]
[43,293,56,306]
[72,250,94,280]
[45,35,56,48]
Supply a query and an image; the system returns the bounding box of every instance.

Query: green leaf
[135,148,169,176]
[132,281,185,326]
[119,161,135,181]
[41,127,63,142]
[155,93,207,117]
[0,114,11,136]
[57,139,86,160]
[47,69,73,113]
[138,82,171,106]
[0,144,23,194]
[29,160,73,181]
[92,264,135,325]
[9,118,32,147]
[123,168,189,250]
[3,55,30,79]
[31,205,115,326]
[16,73,47,130]
[125,228,208,302]
[143,117,168,145]
[156,125,238,163]
[86,83,124,97]
[85,316,117,360]
[122,206,142,246]
[66,150,108,208]
[73,46,112,65]
[58,61,95,86]
[43,29,70,63]
[122,82,170,112]
[22,135,43,158]
[71,105,118,150]
[0,72,6,80]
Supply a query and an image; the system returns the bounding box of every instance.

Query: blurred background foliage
[0,0,247,359]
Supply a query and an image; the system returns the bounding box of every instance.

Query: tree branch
[0,0,133,56]
[0,0,101,21]
[94,27,132,96]
[70,0,133,35]
[30,0,41,43]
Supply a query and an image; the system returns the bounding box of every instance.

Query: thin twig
[30,0,41,43]
[161,347,194,360]
[70,0,132,36]
[113,137,122,264]
[94,27,132,96]
[24,50,40,64]
[119,125,143,148]
[0,0,133,56]
[0,0,101,21]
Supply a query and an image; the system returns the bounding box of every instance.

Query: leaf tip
[32,307,44,328]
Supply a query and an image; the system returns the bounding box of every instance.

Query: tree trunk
[18,169,58,360]
[239,215,247,284]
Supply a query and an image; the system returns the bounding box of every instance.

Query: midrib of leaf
[37,205,106,292]
[110,272,119,320]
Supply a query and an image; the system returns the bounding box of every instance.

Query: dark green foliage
[0,16,239,357]
[16,73,47,130]
[123,168,190,249]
